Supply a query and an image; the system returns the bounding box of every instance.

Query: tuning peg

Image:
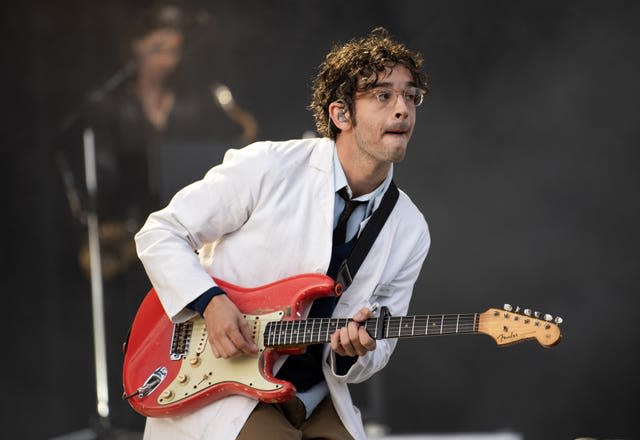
[554,316,563,325]
[515,306,521,313]
[534,311,541,318]
[503,304,513,311]
[524,309,532,316]
[544,314,553,322]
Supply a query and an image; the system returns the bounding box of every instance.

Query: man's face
[350,65,418,165]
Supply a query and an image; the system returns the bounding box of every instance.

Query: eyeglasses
[358,86,426,108]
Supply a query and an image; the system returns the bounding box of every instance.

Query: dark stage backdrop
[3,1,639,439]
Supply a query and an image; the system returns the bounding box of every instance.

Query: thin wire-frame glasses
[360,86,426,107]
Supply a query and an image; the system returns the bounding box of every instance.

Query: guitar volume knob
[188,354,201,366]
[177,373,189,383]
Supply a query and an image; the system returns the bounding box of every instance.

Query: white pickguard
[157,310,285,406]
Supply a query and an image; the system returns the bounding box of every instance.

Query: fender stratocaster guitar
[122,273,562,417]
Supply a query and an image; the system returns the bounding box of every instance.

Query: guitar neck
[264,313,480,347]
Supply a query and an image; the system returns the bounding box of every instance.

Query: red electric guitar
[122,273,562,417]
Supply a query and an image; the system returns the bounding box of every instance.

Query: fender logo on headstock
[497,331,518,342]
[496,330,536,343]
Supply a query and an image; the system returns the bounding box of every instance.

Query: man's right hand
[202,294,259,358]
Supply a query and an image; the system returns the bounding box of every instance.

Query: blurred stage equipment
[211,83,259,144]
[78,221,138,280]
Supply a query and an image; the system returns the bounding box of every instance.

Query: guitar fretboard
[263,314,479,347]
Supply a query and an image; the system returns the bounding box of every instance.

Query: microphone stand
[49,132,116,440]
[83,127,111,431]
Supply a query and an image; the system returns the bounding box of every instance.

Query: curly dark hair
[310,27,429,139]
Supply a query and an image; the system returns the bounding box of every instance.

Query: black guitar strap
[335,180,399,292]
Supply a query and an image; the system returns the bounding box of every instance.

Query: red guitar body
[122,273,336,417]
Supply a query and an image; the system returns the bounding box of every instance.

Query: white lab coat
[135,137,430,439]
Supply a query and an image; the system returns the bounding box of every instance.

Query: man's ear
[329,101,351,129]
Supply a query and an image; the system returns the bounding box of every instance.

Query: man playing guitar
[134,27,430,439]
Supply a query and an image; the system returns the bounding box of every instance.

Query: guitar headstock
[478,304,562,348]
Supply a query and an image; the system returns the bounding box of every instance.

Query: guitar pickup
[170,321,193,360]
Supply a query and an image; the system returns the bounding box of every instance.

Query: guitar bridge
[170,321,193,360]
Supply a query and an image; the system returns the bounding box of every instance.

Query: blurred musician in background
[82,3,257,280]
[77,3,257,432]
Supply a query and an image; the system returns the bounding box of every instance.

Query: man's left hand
[330,307,377,357]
